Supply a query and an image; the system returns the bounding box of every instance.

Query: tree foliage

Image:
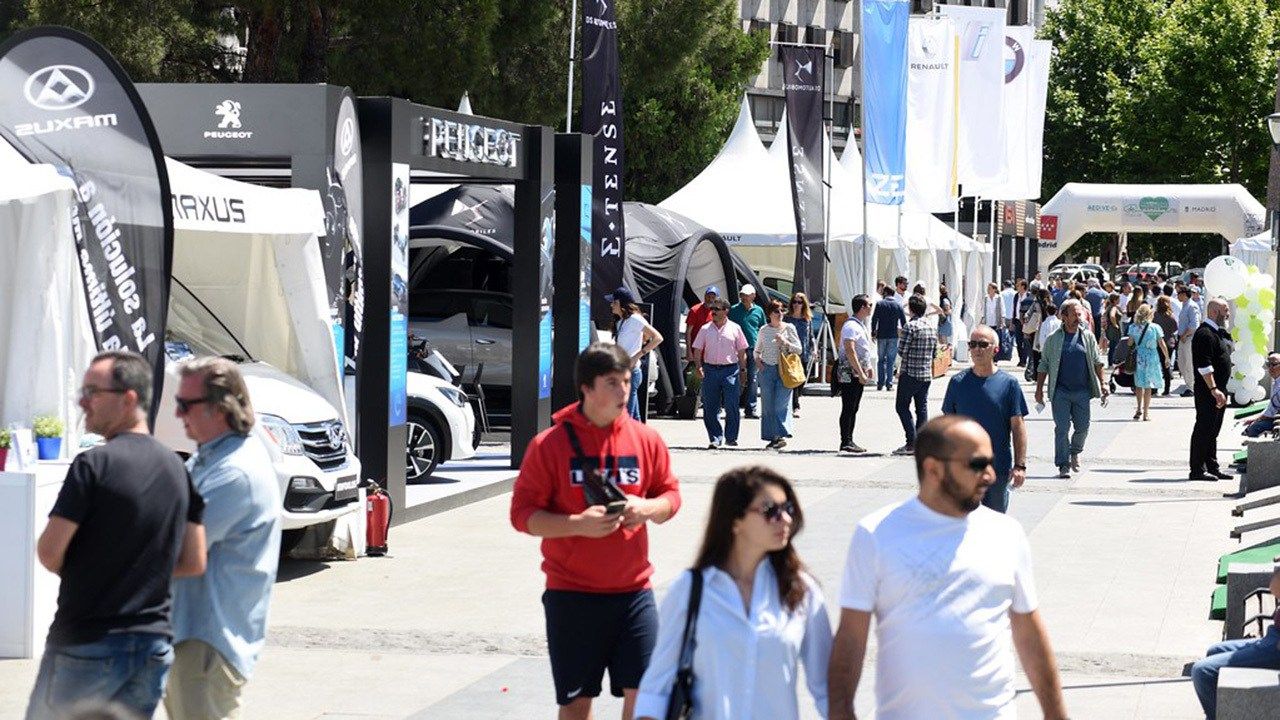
[1040,0,1280,267]
[1,0,764,205]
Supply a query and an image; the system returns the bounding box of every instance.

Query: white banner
[982,29,1050,200]
[939,5,1006,193]
[905,17,958,212]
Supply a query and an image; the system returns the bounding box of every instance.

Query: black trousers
[1190,388,1226,474]
[1012,319,1027,365]
[839,382,865,446]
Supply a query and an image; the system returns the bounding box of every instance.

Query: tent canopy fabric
[1039,183,1267,270]
[0,142,344,439]
[409,185,746,396]
[1231,230,1277,279]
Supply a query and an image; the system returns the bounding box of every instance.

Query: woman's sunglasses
[751,500,796,522]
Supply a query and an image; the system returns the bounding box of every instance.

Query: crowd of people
[510,344,1068,720]
[25,263,1280,720]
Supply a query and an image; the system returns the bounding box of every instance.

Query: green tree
[1040,0,1280,267]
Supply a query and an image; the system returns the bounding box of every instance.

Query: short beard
[942,468,983,513]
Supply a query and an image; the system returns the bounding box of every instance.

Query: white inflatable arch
[1037,183,1265,270]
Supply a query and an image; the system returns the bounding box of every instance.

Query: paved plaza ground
[0,361,1262,719]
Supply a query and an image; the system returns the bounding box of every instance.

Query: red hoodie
[510,403,681,593]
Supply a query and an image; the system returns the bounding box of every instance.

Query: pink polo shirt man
[693,319,748,366]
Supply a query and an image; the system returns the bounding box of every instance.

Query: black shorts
[542,588,658,706]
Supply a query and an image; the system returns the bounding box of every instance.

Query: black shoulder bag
[665,568,704,720]
[562,421,627,512]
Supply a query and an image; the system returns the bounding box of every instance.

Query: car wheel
[406,413,444,482]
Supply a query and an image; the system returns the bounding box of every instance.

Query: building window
[749,95,784,131]
[804,26,827,47]
[832,31,856,69]
[775,23,799,61]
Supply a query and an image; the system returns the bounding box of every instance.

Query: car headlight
[439,387,468,408]
[258,413,305,455]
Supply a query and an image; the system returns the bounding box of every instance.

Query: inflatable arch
[1037,183,1265,271]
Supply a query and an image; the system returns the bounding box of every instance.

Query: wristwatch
[1014,463,1027,471]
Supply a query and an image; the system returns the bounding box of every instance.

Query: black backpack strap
[562,420,587,460]
[677,568,703,670]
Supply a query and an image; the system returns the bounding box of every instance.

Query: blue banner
[862,0,909,205]
[579,184,593,351]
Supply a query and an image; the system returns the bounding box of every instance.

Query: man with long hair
[829,416,1067,720]
[165,357,281,719]
[510,343,682,720]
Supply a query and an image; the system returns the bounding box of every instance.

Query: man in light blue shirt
[1244,354,1280,438]
[1177,287,1202,397]
[166,357,281,719]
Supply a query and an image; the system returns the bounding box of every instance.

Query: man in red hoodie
[511,342,682,720]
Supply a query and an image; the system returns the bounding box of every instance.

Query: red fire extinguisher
[365,481,391,556]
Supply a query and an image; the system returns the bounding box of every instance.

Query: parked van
[155,281,360,534]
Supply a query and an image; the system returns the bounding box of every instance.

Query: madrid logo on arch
[24,65,94,110]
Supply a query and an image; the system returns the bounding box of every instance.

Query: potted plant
[32,415,63,460]
[0,427,9,470]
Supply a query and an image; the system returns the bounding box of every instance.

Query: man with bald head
[829,416,1067,720]
[940,325,1029,512]
[1190,298,1234,480]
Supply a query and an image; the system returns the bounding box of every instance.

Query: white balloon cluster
[1204,255,1276,405]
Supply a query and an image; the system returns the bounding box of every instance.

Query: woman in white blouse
[635,466,832,720]
[607,286,663,420]
[754,301,803,449]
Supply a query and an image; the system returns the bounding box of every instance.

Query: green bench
[1218,542,1280,583]
[1236,400,1271,421]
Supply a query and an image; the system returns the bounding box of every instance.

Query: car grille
[294,421,349,471]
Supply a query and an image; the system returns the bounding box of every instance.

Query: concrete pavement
[0,363,1256,719]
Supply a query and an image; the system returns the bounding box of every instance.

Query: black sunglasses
[936,455,995,472]
[751,500,796,522]
[174,395,212,414]
[967,340,994,349]
[79,385,126,402]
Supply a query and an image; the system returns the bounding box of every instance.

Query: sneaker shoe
[1057,466,1071,478]
[1180,389,1194,397]
[773,438,787,449]
[1209,468,1235,480]
[1070,454,1080,472]
[839,444,855,453]
[849,443,867,453]
[708,438,723,449]
[726,440,738,447]
[892,444,914,456]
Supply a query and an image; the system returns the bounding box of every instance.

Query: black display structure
[553,133,595,410]
[357,98,558,517]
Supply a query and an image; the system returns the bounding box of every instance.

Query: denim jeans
[876,338,898,390]
[1051,387,1092,469]
[701,364,740,444]
[627,365,643,420]
[26,633,174,720]
[1190,626,1280,718]
[738,358,759,414]
[895,374,931,445]
[1244,417,1276,438]
[982,472,1012,513]
[758,364,792,441]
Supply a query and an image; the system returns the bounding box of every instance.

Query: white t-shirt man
[841,316,872,371]
[840,498,1038,719]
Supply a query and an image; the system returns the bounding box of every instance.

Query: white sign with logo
[204,99,252,139]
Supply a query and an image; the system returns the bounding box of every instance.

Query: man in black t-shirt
[26,351,207,720]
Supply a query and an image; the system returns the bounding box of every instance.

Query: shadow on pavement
[276,559,331,583]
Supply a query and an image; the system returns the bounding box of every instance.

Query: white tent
[1231,230,1278,279]
[0,144,342,445]
[1038,183,1267,271]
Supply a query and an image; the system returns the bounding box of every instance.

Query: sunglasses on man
[935,455,995,472]
[174,396,212,414]
[967,340,995,350]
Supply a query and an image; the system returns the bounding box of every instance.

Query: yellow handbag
[780,351,806,388]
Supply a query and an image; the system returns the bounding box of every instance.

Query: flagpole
[859,30,870,297]
[564,0,578,132]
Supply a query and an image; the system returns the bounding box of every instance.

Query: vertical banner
[780,45,827,302]
[939,5,1007,193]
[579,184,594,350]
[861,0,910,206]
[905,17,959,212]
[330,94,364,436]
[539,188,555,399]
[0,27,173,421]
[979,26,1044,200]
[582,0,626,325]
[1025,40,1053,201]
[388,163,409,425]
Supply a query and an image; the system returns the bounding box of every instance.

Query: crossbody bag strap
[676,568,704,670]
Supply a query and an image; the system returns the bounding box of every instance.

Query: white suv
[405,371,477,481]
[155,283,361,533]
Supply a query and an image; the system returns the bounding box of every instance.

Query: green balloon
[1252,317,1265,333]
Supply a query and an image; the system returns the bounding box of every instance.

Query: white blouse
[635,562,832,720]
[754,323,802,366]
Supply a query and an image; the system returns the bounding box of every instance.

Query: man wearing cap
[1177,286,1202,397]
[729,285,766,418]
[685,286,718,362]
